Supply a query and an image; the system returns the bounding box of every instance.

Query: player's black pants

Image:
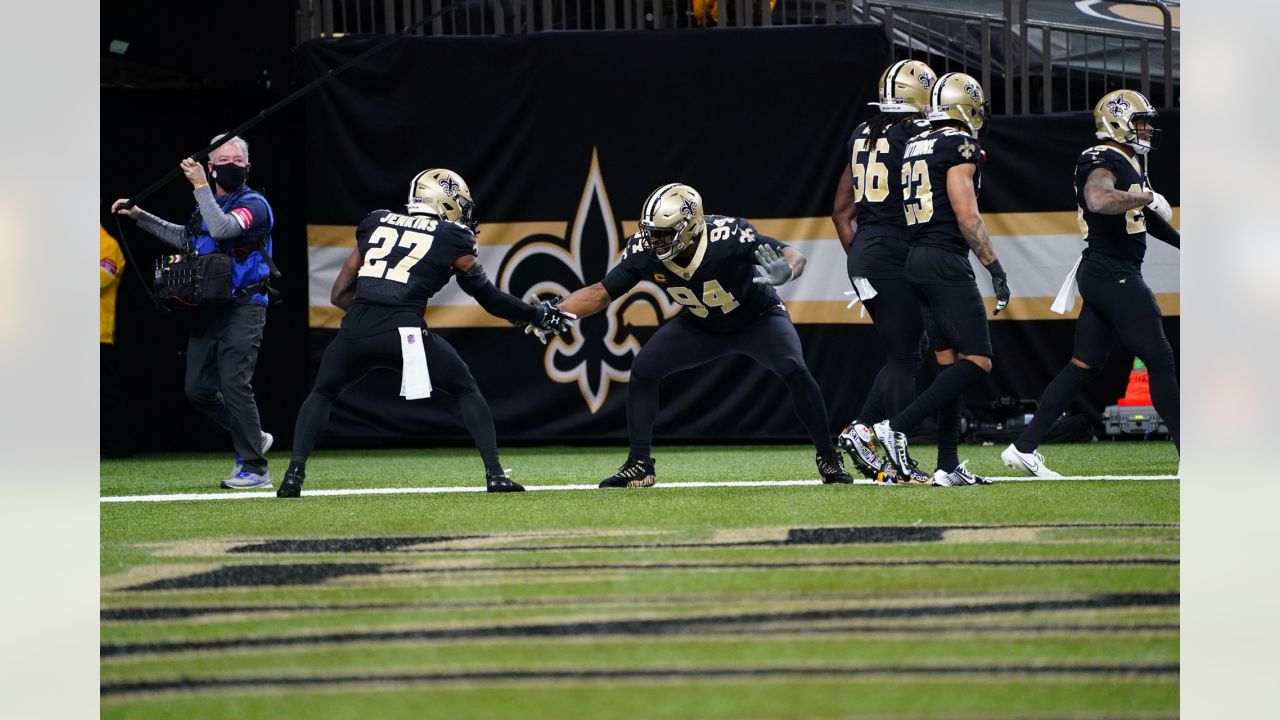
[1016,268,1179,451]
[626,307,834,458]
[856,277,925,423]
[889,266,992,464]
[290,326,504,475]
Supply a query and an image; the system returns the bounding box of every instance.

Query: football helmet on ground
[407,168,477,230]
[1093,89,1160,155]
[926,72,990,135]
[640,183,705,261]
[874,59,937,114]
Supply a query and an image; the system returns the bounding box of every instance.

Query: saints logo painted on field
[963,83,982,104]
[497,148,680,414]
[437,175,461,197]
[958,141,976,160]
[1107,97,1132,117]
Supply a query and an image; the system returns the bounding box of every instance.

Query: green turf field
[101,442,1179,719]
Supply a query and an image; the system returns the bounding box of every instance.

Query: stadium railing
[294,0,1176,113]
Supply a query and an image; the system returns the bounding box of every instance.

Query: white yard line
[101,475,1179,503]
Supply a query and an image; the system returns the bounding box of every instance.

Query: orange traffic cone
[1117,358,1151,407]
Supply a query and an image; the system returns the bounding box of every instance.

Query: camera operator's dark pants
[185,303,268,473]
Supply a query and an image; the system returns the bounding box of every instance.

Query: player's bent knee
[1070,357,1092,370]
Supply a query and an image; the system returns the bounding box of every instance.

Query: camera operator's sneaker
[1000,444,1062,478]
[229,431,274,479]
[816,450,854,484]
[837,420,885,480]
[872,420,932,484]
[932,460,989,487]
[599,456,656,488]
[276,467,304,498]
[486,473,525,493]
[221,469,272,490]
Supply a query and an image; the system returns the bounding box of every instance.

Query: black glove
[986,259,1010,316]
[524,298,577,344]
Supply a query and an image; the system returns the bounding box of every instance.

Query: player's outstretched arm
[330,247,361,310]
[452,254,572,332]
[831,164,857,251]
[1083,167,1153,215]
[558,283,613,320]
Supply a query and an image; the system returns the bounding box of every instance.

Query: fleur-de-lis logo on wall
[498,148,680,413]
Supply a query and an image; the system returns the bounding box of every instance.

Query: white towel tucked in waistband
[843,277,879,318]
[1050,256,1083,315]
[398,327,432,400]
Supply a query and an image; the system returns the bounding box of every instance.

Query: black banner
[299,28,1178,446]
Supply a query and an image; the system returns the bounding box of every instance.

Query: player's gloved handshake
[752,245,793,286]
[985,258,1011,316]
[523,296,577,344]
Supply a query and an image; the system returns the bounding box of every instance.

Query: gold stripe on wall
[310,211,1181,249]
[783,294,1179,323]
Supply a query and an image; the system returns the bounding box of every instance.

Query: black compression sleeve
[1145,211,1180,248]
[455,263,538,323]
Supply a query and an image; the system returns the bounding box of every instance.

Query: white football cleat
[932,460,990,487]
[1000,444,1062,478]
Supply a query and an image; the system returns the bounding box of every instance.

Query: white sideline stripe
[100,475,1178,503]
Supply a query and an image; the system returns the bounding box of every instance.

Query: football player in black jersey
[831,59,935,483]
[556,183,854,488]
[872,73,1010,486]
[1002,90,1179,477]
[276,169,575,497]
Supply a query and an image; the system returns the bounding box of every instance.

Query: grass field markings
[129,523,1178,560]
[100,589,1174,621]
[99,591,1177,657]
[98,662,1181,697]
[99,476,1180,503]
[101,563,225,593]
[111,555,1180,593]
[120,563,389,592]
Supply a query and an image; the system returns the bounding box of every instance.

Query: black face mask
[209,163,247,193]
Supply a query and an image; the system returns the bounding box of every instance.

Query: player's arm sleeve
[134,211,189,250]
[1145,208,1180,248]
[600,260,642,299]
[453,256,538,323]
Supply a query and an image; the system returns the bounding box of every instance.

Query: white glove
[1146,191,1173,223]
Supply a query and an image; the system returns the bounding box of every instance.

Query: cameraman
[112,134,276,489]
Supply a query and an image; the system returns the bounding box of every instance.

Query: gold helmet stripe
[643,182,682,222]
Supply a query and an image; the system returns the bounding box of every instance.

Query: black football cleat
[816,450,855,484]
[486,474,525,493]
[599,456,656,488]
[837,419,886,480]
[276,468,304,498]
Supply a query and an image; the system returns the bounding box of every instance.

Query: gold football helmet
[640,183,705,261]
[874,59,937,114]
[1093,89,1159,155]
[926,72,990,135]
[406,168,476,229]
